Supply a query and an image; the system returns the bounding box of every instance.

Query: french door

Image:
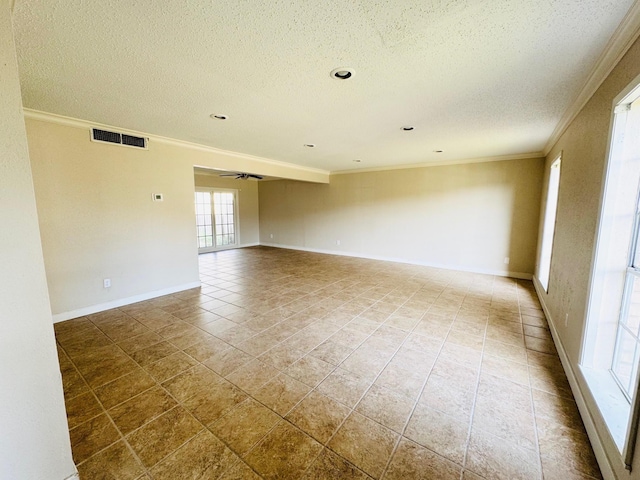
[194,189,238,252]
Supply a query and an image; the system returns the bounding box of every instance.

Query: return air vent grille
[91,128,147,149]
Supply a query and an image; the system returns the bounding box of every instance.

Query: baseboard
[532,276,615,480]
[259,243,533,280]
[64,472,79,480]
[52,281,201,323]
[198,242,260,254]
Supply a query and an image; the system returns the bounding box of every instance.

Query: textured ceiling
[12,0,636,172]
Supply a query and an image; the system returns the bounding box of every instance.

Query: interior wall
[536,36,640,479]
[26,119,203,319]
[259,158,544,277]
[194,174,260,246]
[0,3,77,479]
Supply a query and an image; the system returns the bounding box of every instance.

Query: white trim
[63,473,80,480]
[259,243,532,280]
[22,109,330,177]
[331,152,544,175]
[198,242,259,254]
[532,276,616,480]
[52,281,201,323]
[544,1,640,155]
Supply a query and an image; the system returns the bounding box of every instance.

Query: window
[538,156,561,292]
[194,189,237,251]
[582,83,640,461]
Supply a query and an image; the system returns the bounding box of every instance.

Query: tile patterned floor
[55,246,602,480]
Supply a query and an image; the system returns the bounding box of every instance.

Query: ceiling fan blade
[219,173,238,177]
[248,175,264,180]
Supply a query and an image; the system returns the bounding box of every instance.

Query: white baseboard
[198,242,260,254]
[259,242,532,280]
[52,281,201,323]
[64,472,79,480]
[532,276,615,480]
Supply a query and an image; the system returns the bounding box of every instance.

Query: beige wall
[536,37,640,478]
[0,3,76,479]
[194,173,260,246]
[259,158,544,277]
[27,119,201,319]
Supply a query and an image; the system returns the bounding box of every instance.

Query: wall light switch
[270,233,274,239]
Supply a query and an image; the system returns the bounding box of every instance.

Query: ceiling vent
[91,128,148,149]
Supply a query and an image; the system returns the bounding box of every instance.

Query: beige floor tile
[69,413,120,464]
[65,391,103,429]
[285,355,335,387]
[150,430,238,480]
[286,390,351,444]
[244,420,323,479]
[383,438,461,480]
[225,359,280,394]
[253,373,311,416]
[302,448,372,479]
[328,412,399,479]
[109,386,177,435]
[466,428,540,480]
[94,367,156,409]
[77,440,144,480]
[55,249,601,480]
[356,384,415,433]
[204,346,254,376]
[126,406,204,467]
[210,398,281,456]
[405,404,469,465]
[130,341,178,367]
[143,351,198,382]
[317,367,373,408]
[161,364,222,402]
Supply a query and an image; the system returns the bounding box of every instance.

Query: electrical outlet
[503,257,510,265]
[270,233,274,239]
[565,313,569,327]
[103,278,111,288]
[336,240,341,246]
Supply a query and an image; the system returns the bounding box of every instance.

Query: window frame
[194,187,239,252]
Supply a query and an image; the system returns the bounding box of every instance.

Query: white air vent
[91,128,148,149]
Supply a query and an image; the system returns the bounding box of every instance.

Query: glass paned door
[194,189,237,252]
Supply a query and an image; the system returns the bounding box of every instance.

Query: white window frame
[195,187,239,253]
[537,155,561,292]
[582,74,640,466]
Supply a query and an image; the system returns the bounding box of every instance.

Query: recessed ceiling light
[330,67,354,80]
[353,159,361,163]
[402,126,414,131]
[434,150,443,153]
[210,114,228,120]
[304,144,316,148]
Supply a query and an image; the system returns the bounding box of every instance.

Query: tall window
[194,189,237,252]
[538,156,561,292]
[583,86,640,459]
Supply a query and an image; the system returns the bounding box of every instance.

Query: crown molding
[330,152,544,175]
[544,0,640,156]
[22,109,330,177]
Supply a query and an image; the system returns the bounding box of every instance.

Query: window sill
[580,365,630,452]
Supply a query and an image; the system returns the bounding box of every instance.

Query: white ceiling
[12,0,637,173]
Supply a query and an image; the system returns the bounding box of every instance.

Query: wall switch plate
[103,278,111,288]
[504,257,510,264]
[270,233,273,239]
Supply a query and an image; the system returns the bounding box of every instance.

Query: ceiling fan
[219,172,264,180]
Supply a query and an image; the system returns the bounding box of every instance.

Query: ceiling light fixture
[402,126,414,131]
[304,143,316,148]
[210,114,228,120]
[330,67,354,80]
